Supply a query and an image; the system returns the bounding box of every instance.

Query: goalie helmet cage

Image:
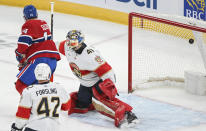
[128,12,206,93]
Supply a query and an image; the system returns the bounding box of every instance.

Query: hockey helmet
[23,5,38,20]
[34,63,51,81]
[66,30,84,48]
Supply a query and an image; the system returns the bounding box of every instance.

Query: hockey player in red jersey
[58,30,139,127]
[11,63,70,131]
[15,5,60,94]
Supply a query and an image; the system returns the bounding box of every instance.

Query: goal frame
[128,12,206,93]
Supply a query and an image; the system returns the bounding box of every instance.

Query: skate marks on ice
[0,33,18,49]
[69,93,206,131]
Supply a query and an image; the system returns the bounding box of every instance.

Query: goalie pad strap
[68,107,91,114]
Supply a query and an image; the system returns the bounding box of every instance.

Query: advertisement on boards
[60,0,158,13]
[184,0,206,20]
[60,0,182,15]
[106,0,158,14]
[115,0,157,10]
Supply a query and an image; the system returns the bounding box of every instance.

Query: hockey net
[128,12,206,93]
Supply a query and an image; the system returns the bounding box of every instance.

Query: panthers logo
[69,62,82,78]
[95,56,103,64]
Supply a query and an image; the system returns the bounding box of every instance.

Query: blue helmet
[23,5,38,20]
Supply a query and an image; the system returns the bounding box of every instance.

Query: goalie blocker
[68,79,139,127]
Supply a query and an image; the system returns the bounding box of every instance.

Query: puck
[189,39,194,44]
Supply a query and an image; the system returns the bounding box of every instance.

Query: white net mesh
[129,13,206,90]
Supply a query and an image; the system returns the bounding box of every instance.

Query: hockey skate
[120,111,139,128]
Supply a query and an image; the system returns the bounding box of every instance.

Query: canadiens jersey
[59,40,116,87]
[15,19,60,63]
[15,82,69,131]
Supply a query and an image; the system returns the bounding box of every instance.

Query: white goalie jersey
[58,41,116,87]
[15,82,69,131]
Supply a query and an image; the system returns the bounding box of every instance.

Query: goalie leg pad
[92,88,133,111]
[113,97,133,112]
[115,105,126,127]
[92,98,115,119]
[68,92,94,115]
[112,98,133,127]
[92,88,133,127]
[98,79,117,100]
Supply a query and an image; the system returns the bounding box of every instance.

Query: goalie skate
[120,111,140,128]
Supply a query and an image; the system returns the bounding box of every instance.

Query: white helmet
[34,63,51,80]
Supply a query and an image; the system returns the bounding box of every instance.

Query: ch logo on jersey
[69,62,82,78]
[22,29,28,34]
[41,24,50,30]
[95,56,103,64]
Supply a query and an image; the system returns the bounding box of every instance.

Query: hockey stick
[50,2,54,40]
[50,2,54,82]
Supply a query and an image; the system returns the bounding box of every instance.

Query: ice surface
[0,5,206,131]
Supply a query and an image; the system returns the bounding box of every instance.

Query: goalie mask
[66,30,84,49]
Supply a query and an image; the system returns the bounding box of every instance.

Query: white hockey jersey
[15,82,69,131]
[59,41,116,87]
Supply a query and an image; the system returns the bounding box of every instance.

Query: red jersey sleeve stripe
[17,42,30,46]
[94,62,112,77]
[59,40,66,55]
[61,100,70,111]
[16,106,31,119]
[80,70,91,76]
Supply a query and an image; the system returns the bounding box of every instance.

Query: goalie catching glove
[97,78,118,100]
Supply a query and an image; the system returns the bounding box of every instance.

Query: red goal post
[128,12,206,93]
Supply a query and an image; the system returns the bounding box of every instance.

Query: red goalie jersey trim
[95,62,112,77]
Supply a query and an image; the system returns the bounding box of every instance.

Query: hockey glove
[15,49,26,63]
[11,123,22,131]
[17,61,27,71]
